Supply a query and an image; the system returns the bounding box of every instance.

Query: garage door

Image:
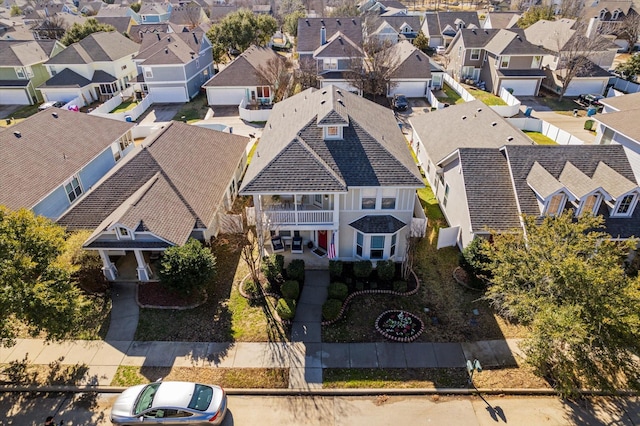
[390,81,427,97]
[207,88,248,106]
[1,89,30,105]
[499,79,538,96]
[564,79,606,97]
[149,86,188,103]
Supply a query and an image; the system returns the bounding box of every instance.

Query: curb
[0,386,636,397]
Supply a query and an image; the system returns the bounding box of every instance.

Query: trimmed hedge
[287,259,305,282]
[376,260,395,282]
[353,260,373,279]
[322,299,342,322]
[328,282,348,301]
[329,260,343,279]
[281,280,300,300]
[244,279,260,296]
[276,298,296,320]
[261,254,284,285]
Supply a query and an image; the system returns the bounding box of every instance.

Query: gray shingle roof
[0,109,134,210]
[558,161,602,198]
[135,30,205,65]
[202,45,279,87]
[595,109,640,142]
[39,67,91,88]
[313,31,363,58]
[240,85,423,193]
[484,12,520,29]
[349,214,406,233]
[599,92,640,111]
[91,69,117,83]
[483,28,547,55]
[388,40,433,79]
[458,148,521,232]
[527,161,565,198]
[523,19,576,52]
[454,28,498,48]
[504,144,640,238]
[57,121,248,245]
[436,11,481,34]
[297,17,363,53]
[0,39,58,66]
[409,100,533,165]
[95,16,132,34]
[377,16,421,33]
[46,31,139,64]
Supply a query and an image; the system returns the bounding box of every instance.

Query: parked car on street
[392,94,409,111]
[110,381,227,425]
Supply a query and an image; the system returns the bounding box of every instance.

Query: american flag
[328,231,336,259]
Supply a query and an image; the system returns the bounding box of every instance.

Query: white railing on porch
[263,210,334,225]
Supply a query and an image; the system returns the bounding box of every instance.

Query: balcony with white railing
[260,194,335,226]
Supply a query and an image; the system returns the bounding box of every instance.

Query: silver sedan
[110,381,227,425]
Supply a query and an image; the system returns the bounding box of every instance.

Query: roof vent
[320,19,325,26]
[193,32,198,44]
[471,28,476,34]
[51,112,58,118]
[321,100,326,104]
[491,122,497,126]
[352,18,356,24]
[13,130,21,138]
[477,108,482,112]
[322,90,327,94]
[462,115,467,120]
[507,136,514,142]
[165,48,169,54]
[337,89,342,95]
[337,19,341,25]
[157,33,161,40]
[305,18,309,25]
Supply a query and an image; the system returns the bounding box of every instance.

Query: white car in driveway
[436,46,446,55]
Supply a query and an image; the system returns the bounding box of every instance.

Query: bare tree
[345,38,400,101]
[553,22,616,100]
[294,56,320,90]
[255,56,294,102]
[32,14,67,40]
[557,0,583,19]
[182,2,205,29]
[618,12,640,53]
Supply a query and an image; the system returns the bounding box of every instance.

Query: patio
[113,252,161,282]
[264,241,329,269]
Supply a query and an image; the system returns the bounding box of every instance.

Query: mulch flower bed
[375,310,424,342]
[137,281,206,309]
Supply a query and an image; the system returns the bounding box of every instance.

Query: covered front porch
[97,248,164,282]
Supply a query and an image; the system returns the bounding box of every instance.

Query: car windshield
[134,383,161,415]
[188,384,213,411]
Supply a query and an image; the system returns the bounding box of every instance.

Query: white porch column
[134,249,150,282]
[333,193,340,228]
[98,250,118,281]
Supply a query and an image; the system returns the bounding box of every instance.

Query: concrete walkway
[0,270,525,390]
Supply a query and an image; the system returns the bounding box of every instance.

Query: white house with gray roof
[57,121,249,282]
[240,85,425,262]
[410,102,640,248]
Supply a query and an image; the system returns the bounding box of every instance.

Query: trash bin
[587,106,597,117]
[524,107,533,117]
[584,119,595,130]
[125,115,132,122]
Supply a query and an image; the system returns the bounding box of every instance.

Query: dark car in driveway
[392,94,409,111]
[578,94,604,106]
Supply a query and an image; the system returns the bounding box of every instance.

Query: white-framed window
[356,232,364,256]
[15,67,26,79]
[64,176,83,203]
[361,188,377,210]
[612,9,621,20]
[324,125,342,139]
[614,194,637,217]
[370,235,385,259]
[599,8,607,19]
[390,234,397,257]
[118,227,129,237]
[99,83,117,95]
[327,126,338,136]
[443,183,450,207]
[144,67,153,78]
[381,187,396,210]
[462,66,474,79]
[579,194,600,216]
[500,56,510,68]
[545,193,565,216]
[323,58,338,70]
[257,86,270,98]
[532,55,542,68]
[314,194,323,205]
[470,49,480,60]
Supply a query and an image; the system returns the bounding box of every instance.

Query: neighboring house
[133,29,213,103]
[209,4,237,23]
[129,22,176,43]
[39,31,139,105]
[366,15,421,45]
[594,92,640,181]
[410,101,640,248]
[138,2,172,23]
[0,108,135,220]
[0,39,64,105]
[169,3,209,28]
[95,16,136,35]
[386,40,444,96]
[580,0,639,50]
[57,121,249,282]
[240,85,425,262]
[0,18,35,41]
[481,12,520,29]
[252,4,272,15]
[96,3,140,22]
[524,19,618,96]
[421,11,481,48]
[202,45,279,106]
[446,28,547,96]
[31,13,87,40]
[359,0,408,15]
[297,17,363,57]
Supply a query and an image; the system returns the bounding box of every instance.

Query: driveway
[138,103,184,125]
[0,104,22,119]
[529,111,597,144]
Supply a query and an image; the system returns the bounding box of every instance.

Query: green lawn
[0,104,40,128]
[524,131,558,145]
[436,83,465,105]
[110,101,138,114]
[173,92,210,123]
[467,87,507,106]
[533,93,579,111]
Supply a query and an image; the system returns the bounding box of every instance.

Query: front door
[318,230,327,250]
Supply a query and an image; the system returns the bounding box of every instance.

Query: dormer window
[500,56,510,68]
[324,126,343,139]
[613,193,637,217]
[119,227,129,237]
[599,8,607,19]
[470,49,480,60]
[545,193,566,216]
[612,9,620,20]
[64,176,83,203]
[578,193,602,216]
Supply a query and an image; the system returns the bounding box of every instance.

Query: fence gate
[437,226,460,249]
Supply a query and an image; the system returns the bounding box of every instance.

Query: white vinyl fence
[611,77,640,94]
[508,117,586,145]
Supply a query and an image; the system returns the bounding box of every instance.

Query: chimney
[320,26,326,45]
[586,16,599,38]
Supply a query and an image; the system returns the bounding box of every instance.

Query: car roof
[152,382,196,409]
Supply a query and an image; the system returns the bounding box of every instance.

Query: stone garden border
[238,273,290,325]
[375,310,425,342]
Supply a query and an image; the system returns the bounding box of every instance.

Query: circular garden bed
[375,310,424,342]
